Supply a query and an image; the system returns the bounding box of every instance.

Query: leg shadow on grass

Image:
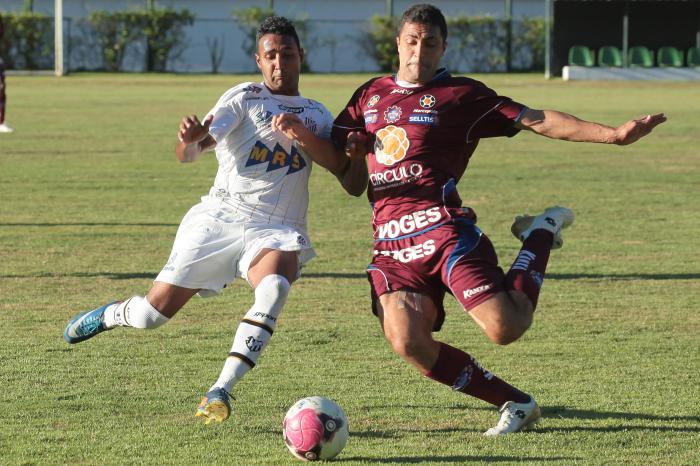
[337,455,580,463]
[547,273,700,281]
[539,405,700,433]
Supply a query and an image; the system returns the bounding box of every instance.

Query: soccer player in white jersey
[63,16,367,424]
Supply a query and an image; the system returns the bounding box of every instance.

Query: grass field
[0,73,698,465]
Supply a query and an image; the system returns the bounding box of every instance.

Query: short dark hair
[256,16,301,49]
[398,4,447,41]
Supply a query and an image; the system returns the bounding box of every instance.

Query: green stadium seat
[568,45,595,67]
[687,47,700,67]
[628,46,654,67]
[657,46,683,67]
[598,45,623,67]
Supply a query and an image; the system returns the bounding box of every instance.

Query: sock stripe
[228,352,256,369]
[241,318,274,335]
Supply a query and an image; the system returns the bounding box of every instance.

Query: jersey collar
[393,68,450,88]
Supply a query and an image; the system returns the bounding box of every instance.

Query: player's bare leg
[196,249,298,425]
[468,206,575,346]
[63,282,198,344]
[376,290,537,435]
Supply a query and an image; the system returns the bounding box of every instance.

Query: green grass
[0,73,698,465]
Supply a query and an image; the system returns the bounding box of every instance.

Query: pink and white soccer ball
[282,396,349,461]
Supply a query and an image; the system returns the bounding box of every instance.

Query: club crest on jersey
[383,105,403,124]
[375,125,409,166]
[419,94,436,109]
[254,110,273,129]
[304,117,318,134]
[246,141,307,174]
[367,95,380,108]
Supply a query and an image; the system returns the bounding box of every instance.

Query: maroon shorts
[367,218,506,331]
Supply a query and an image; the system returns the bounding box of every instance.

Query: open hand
[614,113,666,145]
[178,114,213,144]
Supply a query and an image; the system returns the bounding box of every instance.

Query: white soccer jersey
[204,82,334,230]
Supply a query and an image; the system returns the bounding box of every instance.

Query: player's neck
[263,83,300,97]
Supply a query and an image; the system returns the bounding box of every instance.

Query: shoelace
[77,312,103,334]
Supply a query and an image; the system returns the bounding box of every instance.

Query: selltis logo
[391,88,413,95]
[246,141,307,174]
[375,125,409,166]
[374,239,435,263]
[376,207,442,239]
[408,114,437,125]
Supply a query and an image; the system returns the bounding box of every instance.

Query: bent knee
[485,320,531,345]
[385,332,431,359]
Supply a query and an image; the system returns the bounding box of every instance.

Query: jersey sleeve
[205,84,248,143]
[461,83,527,142]
[316,102,335,140]
[331,83,369,148]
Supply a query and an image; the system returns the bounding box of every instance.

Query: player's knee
[385,331,430,359]
[127,297,170,329]
[485,320,530,345]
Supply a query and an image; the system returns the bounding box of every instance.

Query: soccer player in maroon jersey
[273,3,665,435]
[0,13,14,133]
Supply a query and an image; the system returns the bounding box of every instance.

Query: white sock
[102,296,169,329]
[211,274,290,393]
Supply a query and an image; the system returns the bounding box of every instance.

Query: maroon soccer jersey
[332,69,526,239]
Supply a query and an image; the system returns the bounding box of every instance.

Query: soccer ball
[282,396,349,461]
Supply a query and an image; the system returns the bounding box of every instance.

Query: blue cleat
[63,301,119,344]
[195,388,234,424]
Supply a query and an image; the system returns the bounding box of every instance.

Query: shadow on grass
[540,405,700,433]
[0,222,178,227]
[548,272,700,281]
[542,405,700,423]
[337,455,579,463]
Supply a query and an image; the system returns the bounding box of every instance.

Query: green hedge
[361,14,545,73]
[0,12,53,70]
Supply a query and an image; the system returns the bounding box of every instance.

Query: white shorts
[155,200,316,297]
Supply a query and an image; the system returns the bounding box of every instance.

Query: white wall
[1,0,545,72]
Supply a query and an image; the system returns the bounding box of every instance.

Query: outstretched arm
[515,109,666,145]
[175,114,216,162]
[272,113,368,197]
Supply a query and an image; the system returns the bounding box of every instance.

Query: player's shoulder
[439,75,498,99]
[216,82,267,105]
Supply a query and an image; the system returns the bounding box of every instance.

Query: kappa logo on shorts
[463,284,492,300]
[374,125,410,166]
[296,235,307,246]
[245,336,264,352]
[246,141,307,174]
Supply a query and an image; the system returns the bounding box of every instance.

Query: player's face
[396,22,446,85]
[256,33,304,96]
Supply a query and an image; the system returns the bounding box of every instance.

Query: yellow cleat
[195,388,233,424]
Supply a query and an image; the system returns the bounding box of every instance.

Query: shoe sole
[511,206,574,250]
[195,400,230,425]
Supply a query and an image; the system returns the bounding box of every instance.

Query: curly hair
[256,16,301,49]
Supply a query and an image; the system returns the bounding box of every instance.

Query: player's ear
[255,53,263,71]
[299,47,305,64]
